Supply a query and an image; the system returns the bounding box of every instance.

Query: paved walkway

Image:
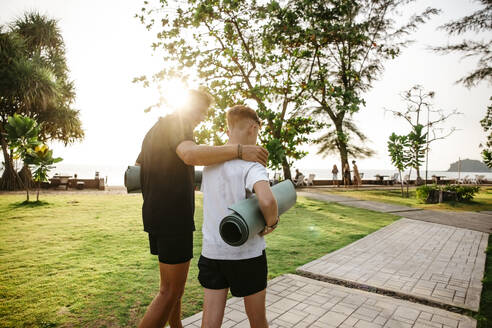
[182,274,476,328]
[298,219,488,311]
[298,192,492,233]
[180,191,487,327]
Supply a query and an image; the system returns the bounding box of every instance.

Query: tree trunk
[19,164,35,189]
[334,121,351,185]
[399,171,404,197]
[281,156,292,181]
[0,131,23,191]
[406,167,412,197]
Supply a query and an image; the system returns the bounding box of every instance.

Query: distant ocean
[2,163,488,186]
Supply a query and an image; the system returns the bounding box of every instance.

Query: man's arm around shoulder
[176,140,269,167]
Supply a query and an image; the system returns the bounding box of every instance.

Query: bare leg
[244,289,268,328]
[138,260,190,328]
[201,288,228,328]
[169,297,183,328]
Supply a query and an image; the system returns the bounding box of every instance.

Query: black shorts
[148,232,193,264]
[198,250,267,297]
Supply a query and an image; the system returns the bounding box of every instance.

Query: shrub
[415,184,438,203]
[442,185,480,201]
[416,184,480,203]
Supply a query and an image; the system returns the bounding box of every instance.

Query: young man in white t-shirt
[199,105,279,328]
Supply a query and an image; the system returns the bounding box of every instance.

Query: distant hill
[447,159,491,172]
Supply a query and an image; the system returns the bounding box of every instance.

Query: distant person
[294,169,303,181]
[199,105,279,328]
[294,168,305,187]
[352,160,362,188]
[135,90,269,328]
[331,164,339,187]
[343,162,351,188]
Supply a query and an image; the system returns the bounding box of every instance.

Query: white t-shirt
[201,159,269,260]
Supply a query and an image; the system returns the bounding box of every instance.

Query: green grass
[323,186,492,212]
[478,234,492,328]
[0,193,399,327]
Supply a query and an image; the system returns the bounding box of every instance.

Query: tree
[387,133,409,197]
[385,85,461,183]
[25,143,62,202]
[434,1,491,167]
[315,118,374,159]
[481,97,492,167]
[4,114,41,201]
[406,124,427,185]
[269,0,438,180]
[134,0,322,180]
[5,114,62,202]
[433,0,491,88]
[0,12,83,190]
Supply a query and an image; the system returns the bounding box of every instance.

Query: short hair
[188,89,214,107]
[226,105,261,129]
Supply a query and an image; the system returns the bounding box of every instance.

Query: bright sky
[1,0,490,172]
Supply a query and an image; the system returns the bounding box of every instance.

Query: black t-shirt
[136,114,195,235]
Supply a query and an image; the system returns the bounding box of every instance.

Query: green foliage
[25,144,62,183]
[268,0,437,168]
[407,124,427,174]
[4,114,62,201]
[416,184,480,203]
[387,133,410,196]
[387,85,460,181]
[4,113,40,159]
[481,97,492,168]
[415,184,437,203]
[135,0,322,177]
[0,11,82,191]
[316,118,375,159]
[0,12,83,143]
[434,0,491,88]
[477,234,492,328]
[442,185,480,202]
[387,133,409,173]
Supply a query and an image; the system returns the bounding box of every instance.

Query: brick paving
[182,274,476,328]
[297,219,488,311]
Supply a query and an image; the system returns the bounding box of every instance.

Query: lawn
[321,186,492,212]
[0,193,399,327]
[478,234,492,328]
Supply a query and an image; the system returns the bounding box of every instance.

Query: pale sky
[1,0,490,172]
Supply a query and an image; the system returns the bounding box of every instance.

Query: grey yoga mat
[219,180,297,247]
[124,165,202,193]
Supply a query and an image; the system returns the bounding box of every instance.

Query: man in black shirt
[136,90,268,328]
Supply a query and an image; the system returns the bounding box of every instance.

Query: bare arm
[176,140,269,166]
[253,180,278,232]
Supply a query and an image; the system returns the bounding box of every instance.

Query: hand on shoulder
[241,145,269,167]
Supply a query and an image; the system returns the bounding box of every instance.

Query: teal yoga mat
[124,165,202,193]
[219,180,297,246]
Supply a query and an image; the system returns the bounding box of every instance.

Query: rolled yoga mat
[124,165,202,193]
[219,180,297,247]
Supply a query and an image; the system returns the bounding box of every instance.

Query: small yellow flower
[35,144,48,154]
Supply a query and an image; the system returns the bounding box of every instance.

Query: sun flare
[160,78,190,111]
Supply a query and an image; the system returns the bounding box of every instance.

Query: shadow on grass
[9,200,51,208]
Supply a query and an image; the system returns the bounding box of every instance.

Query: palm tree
[0,12,83,190]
